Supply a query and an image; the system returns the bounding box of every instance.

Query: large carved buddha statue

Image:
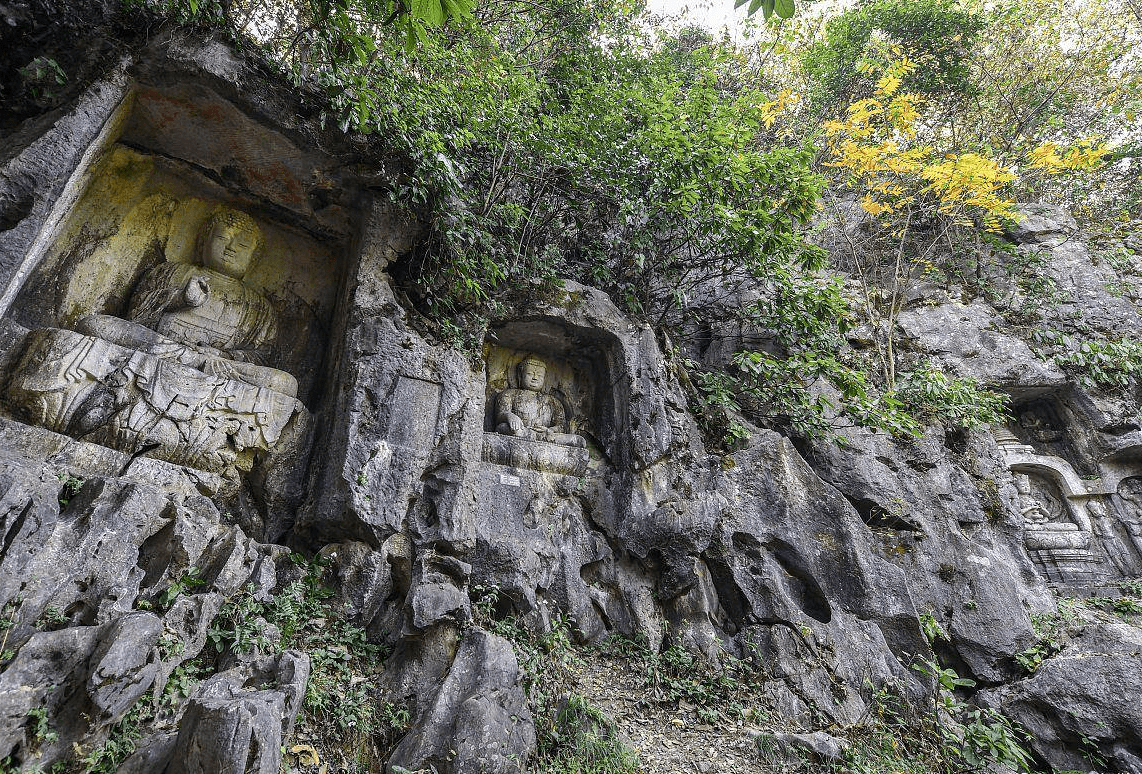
[76,208,296,397]
[7,207,305,476]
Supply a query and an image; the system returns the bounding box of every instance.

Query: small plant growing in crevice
[56,472,84,509]
[26,707,59,751]
[35,606,68,631]
[154,567,206,612]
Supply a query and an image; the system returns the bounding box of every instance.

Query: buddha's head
[1014,474,1032,496]
[199,208,264,279]
[518,355,548,391]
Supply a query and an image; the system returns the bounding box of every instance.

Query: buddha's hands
[505,413,525,434]
[184,275,210,307]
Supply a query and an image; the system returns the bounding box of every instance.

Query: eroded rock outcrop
[1,16,1141,774]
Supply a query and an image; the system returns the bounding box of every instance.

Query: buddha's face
[519,360,546,391]
[203,221,257,278]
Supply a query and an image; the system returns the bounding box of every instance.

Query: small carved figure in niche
[1018,410,1063,443]
[76,208,297,397]
[1016,474,1054,529]
[1015,473,1093,582]
[496,355,586,448]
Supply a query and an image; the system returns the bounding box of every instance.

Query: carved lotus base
[481,433,590,476]
[6,327,306,475]
[1024,524,1091,551]
[1024,526,1100,583]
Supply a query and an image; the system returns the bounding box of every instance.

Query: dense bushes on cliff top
[71,0,1142,437]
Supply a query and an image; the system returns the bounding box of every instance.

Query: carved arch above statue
[995,425,1092,499]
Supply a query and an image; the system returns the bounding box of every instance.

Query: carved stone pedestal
[481,434,589,477]
[1025,527,1101,583]
[7,327,307,477]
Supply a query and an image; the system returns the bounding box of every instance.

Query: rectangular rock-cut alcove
[483,319,618,459]
[0,79,362,538]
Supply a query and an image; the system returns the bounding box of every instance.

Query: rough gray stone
[168,651,310,774]
[896,301,1065,389]
[388,629,536,774]
[0,613,161,766]
[979,622,1142,772]
[1006,203,1079,245]
[759,730,846,763]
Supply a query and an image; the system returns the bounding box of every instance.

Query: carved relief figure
[7,207,305,476]
[482,353,590,476]
[76,208,297,397]
[1115,478,1142,558]
[1014,473,1096,581]
[1018,409,1063,443]
[1086,498,1137,575]
[495,355,586,448]
[1016,474,1053,529]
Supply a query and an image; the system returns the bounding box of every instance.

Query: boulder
[388,629,536,774]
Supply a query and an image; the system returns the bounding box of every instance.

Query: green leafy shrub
[912,658,1033,772]
[891,361,1008,430]
[1049,336,1142,389]
[801,0,984,114]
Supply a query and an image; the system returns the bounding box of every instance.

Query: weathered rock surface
[3,16,1142,774]
[980,622,1142,772]
[387,629,535,774]
[167,651,310,774]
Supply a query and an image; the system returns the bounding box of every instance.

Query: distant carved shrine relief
[482,348,593,476]
[1014,472,1099,582]
[994,418,1142,581]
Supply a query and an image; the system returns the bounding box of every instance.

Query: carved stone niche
[481,322,612,478]
[1008,392,1098,478]
[1014,472,1100,583]
[0,84,354,536]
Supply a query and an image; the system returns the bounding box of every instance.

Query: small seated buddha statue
[495,355,586,448]
[482,353,591,476]
[1016,474,1055,530]
[75,208,297,397]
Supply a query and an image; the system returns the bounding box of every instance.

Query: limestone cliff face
[1,18,1141,774]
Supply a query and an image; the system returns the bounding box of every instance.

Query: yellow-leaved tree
[818,52,1110,389]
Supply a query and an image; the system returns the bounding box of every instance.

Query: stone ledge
[0,414,222,496]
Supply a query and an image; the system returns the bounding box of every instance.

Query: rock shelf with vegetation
[1,0,1141,771]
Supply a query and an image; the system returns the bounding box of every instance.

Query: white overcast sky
[644,0,748,32]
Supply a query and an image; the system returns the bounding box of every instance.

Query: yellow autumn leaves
[1026,140,1109,172]
[810,55,1112,232]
